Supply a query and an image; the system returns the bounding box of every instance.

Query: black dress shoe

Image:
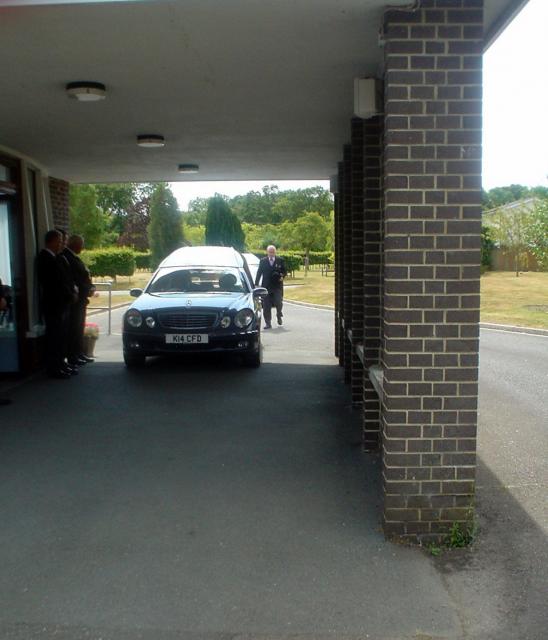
[264,323,272,329]
[62,364,79,376]
[277,316,283,325]
[76,357,89,365]
[48,370,71,379]
[79,354,95,363]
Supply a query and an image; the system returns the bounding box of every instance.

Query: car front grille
[158,312,218,330]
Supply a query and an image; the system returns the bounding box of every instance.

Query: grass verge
[88,294,134,308]
[284,270,335,306]
[480,271,548,329]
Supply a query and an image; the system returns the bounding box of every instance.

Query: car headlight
[220,315,231,328]
[145,316,156,328]
[234,308,254,328]
[126,309,143,328]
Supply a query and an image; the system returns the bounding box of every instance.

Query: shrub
[82,247,136,278]
[481,226,494,270]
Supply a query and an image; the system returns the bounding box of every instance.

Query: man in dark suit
[37,229,77,378]
[63,234,96,365]
[0,281,12,404]
[255,245,287,329]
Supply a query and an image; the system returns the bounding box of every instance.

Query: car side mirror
[130,288,143,298]
[253,287,268,298]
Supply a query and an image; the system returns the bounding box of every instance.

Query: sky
[170,0,548,210]
[482,0,548,190]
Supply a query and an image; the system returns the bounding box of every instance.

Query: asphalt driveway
[0,304,546,639]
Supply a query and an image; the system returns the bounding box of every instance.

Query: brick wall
[336,161,345,367]
[342,145,352,384]
[48,177,70,231]
[334,188,341,360]
[382,0,483,542]
[350,119,365,404]
[363,115,384,450]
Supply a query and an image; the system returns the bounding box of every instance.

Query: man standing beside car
[255,245,287,329]
[63,234,96,365]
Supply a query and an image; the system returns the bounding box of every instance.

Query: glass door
[0,163,20,372]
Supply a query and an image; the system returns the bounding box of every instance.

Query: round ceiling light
[137,134,166,148]
[66,81,106,102]
[178,164,199,174]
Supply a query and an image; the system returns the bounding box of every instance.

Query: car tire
[243,345,262,368]
[124,352,146,368]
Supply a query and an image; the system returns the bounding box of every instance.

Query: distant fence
[491,249,540,272]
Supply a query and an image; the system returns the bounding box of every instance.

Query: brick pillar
[363,115,384,450]
[342,145,352,384]
[382,1,482,542]
[336,162,345,367]
[350,119,365,404]
[48,177,70,231]
[334,187,341,360]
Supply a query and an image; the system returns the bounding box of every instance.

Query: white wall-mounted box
[353,78,381,119]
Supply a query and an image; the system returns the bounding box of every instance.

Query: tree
[483,184,548,210]
[272,186,333,221]
[205,196,245,251]
[228,185,334,224]
[525,200,548,271]
[94,183,155,249]
[286,212,330,252]
[489,206,532,276]
[69,184,116,248]
[148,183,184,267]
[230,186,280,225]
[183,197,209,226]
[95,183,135,216]
[481,225,495,270]
[183,224,205,246]
[116,198,152,251]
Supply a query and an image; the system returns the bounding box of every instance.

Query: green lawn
[87,293,134,309]
[480,271,548,329]
[93,272,152,291]
[285,269,548,329]
[284,270,335,306]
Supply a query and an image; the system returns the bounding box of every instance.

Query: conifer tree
[205,196,245,251]
[148,183,184,267]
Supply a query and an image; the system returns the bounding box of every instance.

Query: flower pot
[83,335,98,357]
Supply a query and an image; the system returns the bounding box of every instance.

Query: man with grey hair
[63,234,96,364]
[255,245,287,329]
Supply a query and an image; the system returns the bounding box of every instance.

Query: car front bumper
[123,329,260,356]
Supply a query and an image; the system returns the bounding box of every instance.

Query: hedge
[249,250,333,271]
[249,250,302,274]
[134,251,152,270]
[307,251,332,265]
[82,248,136,278]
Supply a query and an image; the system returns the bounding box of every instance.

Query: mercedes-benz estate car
[122,246,267,368]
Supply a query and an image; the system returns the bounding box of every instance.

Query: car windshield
[148,267,248,294]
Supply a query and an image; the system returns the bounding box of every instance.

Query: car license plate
[166,334,209,344]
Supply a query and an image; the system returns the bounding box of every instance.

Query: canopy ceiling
[0,0,528,183]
